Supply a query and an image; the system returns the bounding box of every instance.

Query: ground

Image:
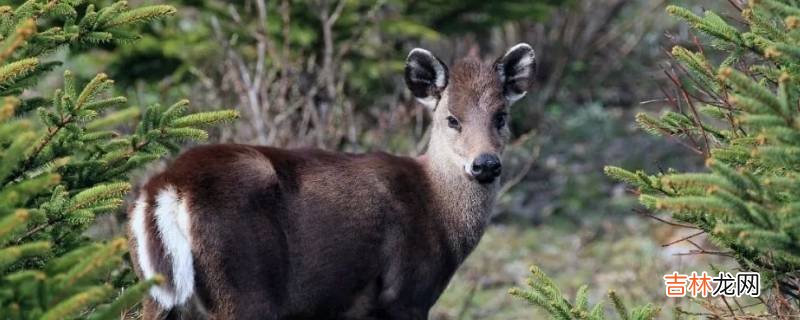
[431,217,738,319]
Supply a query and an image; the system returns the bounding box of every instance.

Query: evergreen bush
[515,0,800,318]
[605,0,800,312]
[510,266,660,320]
[0,1,236,318]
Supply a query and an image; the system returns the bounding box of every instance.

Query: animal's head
[405,43,536,184]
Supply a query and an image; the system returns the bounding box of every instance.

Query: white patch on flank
[131,195,176,308]
[154,187,195,308]
[409,48,446,88]
[176,200,192,244]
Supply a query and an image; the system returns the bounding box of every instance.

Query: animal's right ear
[495,43,536,104]
[405,48,448,110]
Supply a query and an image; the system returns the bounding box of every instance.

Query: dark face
[404,44,536,185]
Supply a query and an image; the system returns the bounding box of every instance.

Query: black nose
[470,154,502,183]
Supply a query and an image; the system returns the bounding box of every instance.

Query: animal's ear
[405,48,448,109]
[495,43,536,104]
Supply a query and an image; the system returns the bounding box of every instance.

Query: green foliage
[104,0,567,117]
[0,1,237,318]
[403,0,562,35]
[509,265,660,320]
[605,0,800,316]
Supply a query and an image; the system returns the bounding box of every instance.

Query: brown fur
[134,145,467,319]
[128,45,535,320]
[438,58,510,164]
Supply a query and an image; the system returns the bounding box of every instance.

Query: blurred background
[49,0,741,318]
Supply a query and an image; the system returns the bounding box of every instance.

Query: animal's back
[128,144,431,319]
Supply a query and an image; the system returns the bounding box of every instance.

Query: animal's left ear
[495,43,536,104]
[405,48,448,110]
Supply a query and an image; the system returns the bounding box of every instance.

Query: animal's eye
[446,116,461,131]
[494,112,507,129]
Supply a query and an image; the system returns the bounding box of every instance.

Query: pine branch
[606,3,800,314]
[0,2,236,318]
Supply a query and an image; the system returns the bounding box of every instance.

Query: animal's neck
[418,137,498,260]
